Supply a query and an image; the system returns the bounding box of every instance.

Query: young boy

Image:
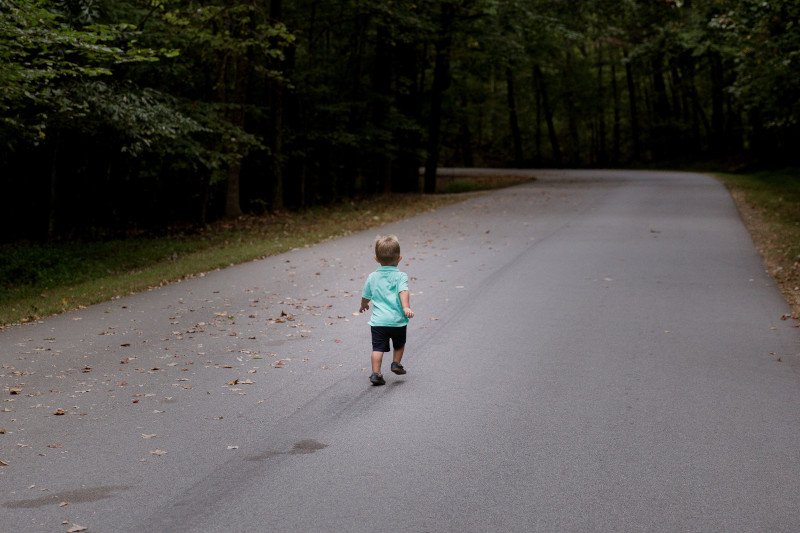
[359,235,414,386]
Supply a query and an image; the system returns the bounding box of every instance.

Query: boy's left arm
[359,297,370,313]
[399,291,414,318]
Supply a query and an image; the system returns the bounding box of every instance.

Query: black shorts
[371,326,407,353]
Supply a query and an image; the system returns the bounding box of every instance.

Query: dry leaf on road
[227,378,255,385]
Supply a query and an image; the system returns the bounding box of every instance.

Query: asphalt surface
[2,169,800,532]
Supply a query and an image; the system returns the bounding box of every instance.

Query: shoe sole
[391,367,406,375]
[370,379,385,386]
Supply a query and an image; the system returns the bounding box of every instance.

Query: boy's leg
[390,326,407,374]
[392,345,405,364]
[370,326,389,375]
[371,351,384,374]
[391,326,407,364]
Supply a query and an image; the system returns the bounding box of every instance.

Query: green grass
[0,194,469,327]
[716,168,800,314]
[717,168,800,256]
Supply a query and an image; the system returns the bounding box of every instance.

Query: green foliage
[0,0,164,141]
[1,0,798,242]
[721,0,800,131]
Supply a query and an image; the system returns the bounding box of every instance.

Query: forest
[1,0,798,240]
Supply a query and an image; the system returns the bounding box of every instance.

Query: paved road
[2,170,800,532]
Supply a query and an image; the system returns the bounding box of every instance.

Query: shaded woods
[1,0,798,240]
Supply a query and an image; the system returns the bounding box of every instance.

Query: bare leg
[392,345,405,365]
[371,351,384,374]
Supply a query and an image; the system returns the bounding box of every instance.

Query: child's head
[375,234,401,266]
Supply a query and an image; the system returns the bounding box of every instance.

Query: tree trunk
[506,66,523,166]
[624,52,641,161]
[372,24,393,193]
[457,94,474,167]
[596,46,607,166]
[268,0,285,210]
[223,56,247,218]
[611,59,621,164]
[394,40,423,192]
[47,134,60,240]
[682,57,707,153]
[564,51,580,165]
[651,55,671,121]
[709,51,725,155]
[534,64,562,167]
[651,54,672,159]
[424,2,455,194]
[225,159,243,218]
[534,68,542,162]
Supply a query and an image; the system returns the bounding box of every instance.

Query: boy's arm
[359,297,370,313]
[399,291,414,318]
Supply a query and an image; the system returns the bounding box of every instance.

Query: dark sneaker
[390,362,406,375]
[369,373,385,386]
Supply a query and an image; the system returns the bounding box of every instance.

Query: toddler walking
[359,235,414,386]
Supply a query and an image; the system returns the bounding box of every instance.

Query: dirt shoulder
[724,184,800,318]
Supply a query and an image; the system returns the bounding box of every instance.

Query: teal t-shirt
[362,266,409,327]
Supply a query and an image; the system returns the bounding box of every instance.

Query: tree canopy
[1,0,797,240]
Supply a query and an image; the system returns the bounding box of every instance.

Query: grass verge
[716,168,800,316]
[0,193,472,328]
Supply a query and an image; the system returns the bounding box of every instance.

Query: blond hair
[375,235,401,265]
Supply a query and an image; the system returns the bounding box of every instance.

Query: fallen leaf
[141,434,157,439]
[54,409,66,416]
[9,388,22,395]
[227,445,239,450]
[150,449,167,456]
[59,501,68,507]
[0,460,8,466]
[67,524,87,533]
